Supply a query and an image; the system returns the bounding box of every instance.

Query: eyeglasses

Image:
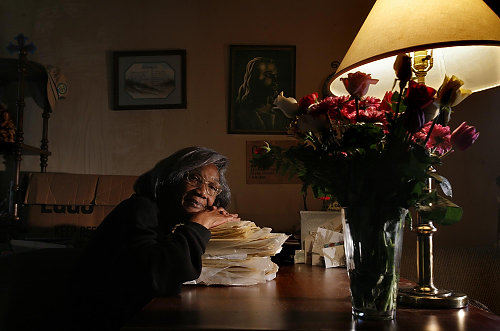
[185,172,222,197]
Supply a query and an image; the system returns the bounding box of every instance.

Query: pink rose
[451,122,479,151]
[340,71,379,99]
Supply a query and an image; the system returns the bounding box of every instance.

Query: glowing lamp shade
[329,0,500,99]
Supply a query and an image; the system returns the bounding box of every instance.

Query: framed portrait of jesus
[228,45,296,134]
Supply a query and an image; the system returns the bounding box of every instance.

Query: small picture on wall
[113,50,186,110]
[228,45,296,134]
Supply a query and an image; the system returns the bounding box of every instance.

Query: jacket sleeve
[115,196,211,296]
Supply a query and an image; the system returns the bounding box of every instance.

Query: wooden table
[124,265,499,330]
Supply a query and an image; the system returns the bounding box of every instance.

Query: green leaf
[417,195,463,225]
[429,173,452,197]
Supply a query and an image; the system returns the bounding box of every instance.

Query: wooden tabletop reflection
[124,265,499,330]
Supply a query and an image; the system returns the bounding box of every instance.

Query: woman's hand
[190,206,240,229]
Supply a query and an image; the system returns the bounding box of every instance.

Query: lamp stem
[415,174,438,294]
[411,50,433,85]
[398,169,468,308]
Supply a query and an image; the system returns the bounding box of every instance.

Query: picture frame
[228,45,296,134]
[113,50,186,110]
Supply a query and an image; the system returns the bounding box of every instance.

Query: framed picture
[228,45,296,134]
[113,50,186,110]
[246,140,300,184]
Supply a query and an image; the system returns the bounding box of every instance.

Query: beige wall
[1,0,498,247]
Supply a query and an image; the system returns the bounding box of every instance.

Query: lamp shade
[329,0,500,99]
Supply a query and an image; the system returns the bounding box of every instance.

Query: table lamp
[328,0,500,308]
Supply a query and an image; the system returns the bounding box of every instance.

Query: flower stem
[440,148,454,159]
[395,86,403,116]
[355,98,359,121]
[423,108,441,146]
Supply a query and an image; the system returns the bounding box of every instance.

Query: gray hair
[134,146,231,208]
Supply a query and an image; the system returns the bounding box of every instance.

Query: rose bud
[298,92,319,114]
[340,71,379,99]
[274,92,298,119]
[436,75,472,108]
[451,122,479,151]
[393,53,412,83]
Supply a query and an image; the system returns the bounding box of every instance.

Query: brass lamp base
[398,287,468,309]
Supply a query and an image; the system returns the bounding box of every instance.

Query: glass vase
[343,207,407,320]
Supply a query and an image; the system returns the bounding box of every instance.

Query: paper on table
[323,245,346,268]
[189,256,279,286]
[312,227,343,255]
[318,220,343,233]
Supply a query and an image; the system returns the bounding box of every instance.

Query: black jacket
[69,194,210,330]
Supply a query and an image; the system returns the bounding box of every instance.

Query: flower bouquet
[252,54,479,320]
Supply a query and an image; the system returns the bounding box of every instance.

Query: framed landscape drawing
[113,50,186,110]
[228,45,296,134]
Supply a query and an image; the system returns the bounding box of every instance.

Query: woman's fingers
[215,207,230,216]
[213,207,238,218]
[192,207,241,229]
[211,217,229,228]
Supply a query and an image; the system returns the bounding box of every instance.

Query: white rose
[274,92,298,118]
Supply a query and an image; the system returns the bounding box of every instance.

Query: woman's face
[179,164,221,214]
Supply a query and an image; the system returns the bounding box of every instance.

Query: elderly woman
[69,147,239,330]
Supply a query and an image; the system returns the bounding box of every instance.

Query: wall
[1,0,498,247]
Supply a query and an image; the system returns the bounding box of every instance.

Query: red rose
[298,93,319,114]
[405,81,436,111]
[451,122,479,151]
[380,91,393,113]
[340,71,379,99]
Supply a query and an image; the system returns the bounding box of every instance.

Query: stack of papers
[187,221,288,286]
[296,220,346,268]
